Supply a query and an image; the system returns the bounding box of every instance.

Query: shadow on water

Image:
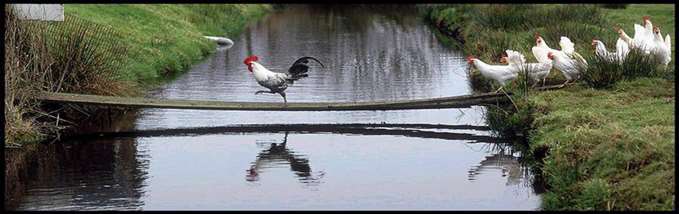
[246,132,325,185]
[60,123,497,143]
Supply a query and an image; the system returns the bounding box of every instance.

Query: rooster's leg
[255,90,275,95]
[560,80,569,88]
[542,78,547,87]
[279,92,287,105]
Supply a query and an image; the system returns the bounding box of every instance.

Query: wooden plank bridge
[38,85,562,111]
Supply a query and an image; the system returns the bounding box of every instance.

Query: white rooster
[558,36,588,67]
[548,51,587,87]
[617,16,655,54]
[243,55,324,104]
[642,16,655,41]
[467,55,518,92]
[591,38,629,63]
[532,33,559,64]
[650,26,672,66]
[501,50,552,87]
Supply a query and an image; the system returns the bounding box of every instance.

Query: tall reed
[581,48,667,88]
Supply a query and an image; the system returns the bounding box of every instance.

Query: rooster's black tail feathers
[287,56,324,80]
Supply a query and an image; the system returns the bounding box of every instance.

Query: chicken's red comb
[243,55,259,65]
[643,16,650,20]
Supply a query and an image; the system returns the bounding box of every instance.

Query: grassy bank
[65,4,271,82]
[4,4,271,145]
[530,78,674,210]
[428,4,675,210]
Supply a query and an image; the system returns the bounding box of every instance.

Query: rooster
[532,32,559,64]
[243,55,324,104]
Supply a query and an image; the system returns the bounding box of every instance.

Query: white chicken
[548,51,587,87]
[501,50,553,87]
[558,36,588,67]
[559,36,576,55]
[617,16,655,54]
[532,33,559,64]
[243,55,324,104]
[534,35,587,84]
[642,16,655,41]
[467,55,518,92]
[591,38,629,63]
[650,26,672,66]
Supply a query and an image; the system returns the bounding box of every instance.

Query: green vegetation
[428,4,675,210]
[65,4,271,82]
[581,48,665,89]
[4,4,271,146]
[530,78,674,210]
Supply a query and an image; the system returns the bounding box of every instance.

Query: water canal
[11,5,543,210]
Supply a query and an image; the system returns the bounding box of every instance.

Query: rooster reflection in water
[246,132,325,184]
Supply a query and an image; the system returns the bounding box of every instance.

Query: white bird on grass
[591,38,629,63]
[467,55,518,93]
[501,50,553,87]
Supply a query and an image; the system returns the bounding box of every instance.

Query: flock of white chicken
[467,16,672,92]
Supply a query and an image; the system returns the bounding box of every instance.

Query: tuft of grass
[41,15,138,96]
[5,6,51,145]
[4,5,141,145]
[582,47,671,89]
[580,54,624,89]
[619,48,665,79]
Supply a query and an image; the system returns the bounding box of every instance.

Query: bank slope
[530,78,675,210]
[65,4,271,83]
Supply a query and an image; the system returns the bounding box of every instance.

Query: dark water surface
[12,5,542,210]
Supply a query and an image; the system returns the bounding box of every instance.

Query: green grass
[428,4,675,210]
[65,4,271,84]
[530,78,674,210]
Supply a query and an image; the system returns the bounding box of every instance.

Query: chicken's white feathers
[559,36,575,55]
[532,46,552,64]
[615,38,630,60]
[505,49,526,65]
